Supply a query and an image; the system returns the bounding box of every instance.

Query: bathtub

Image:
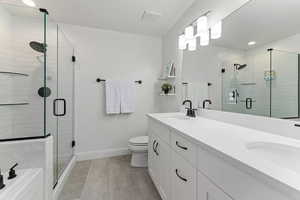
[0,168,43,200]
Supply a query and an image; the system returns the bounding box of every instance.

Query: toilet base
[130,151,148,167]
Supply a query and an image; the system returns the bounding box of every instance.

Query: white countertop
[148,112,300,193]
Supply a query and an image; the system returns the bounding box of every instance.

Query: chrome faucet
[182,100,196,117]
[202,99,212,109]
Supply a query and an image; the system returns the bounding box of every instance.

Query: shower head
[234,63,247,70]
[238,64,247,70]
[29,41,46,53]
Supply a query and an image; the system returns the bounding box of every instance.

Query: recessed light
[248,41,256,46]
[22,0,36,7]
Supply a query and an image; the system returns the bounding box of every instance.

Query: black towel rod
[96,78,142,84]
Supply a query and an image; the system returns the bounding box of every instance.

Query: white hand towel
[120,80,136,113]
[185,82,209,108]
[105,80,121,114]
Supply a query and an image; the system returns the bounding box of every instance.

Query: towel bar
[96,78,142,84]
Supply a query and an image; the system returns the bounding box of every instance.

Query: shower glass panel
[56,26,75,181]
[0,2,75,187]
[221,51,271,117]
[46,23,75,184]
[0,4,47,140]
[270,50,299,119]
[45,23,75,185]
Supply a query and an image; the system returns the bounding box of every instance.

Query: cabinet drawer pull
[155,142,159,156]
[176,141,188,150]
[153,140,157,153]
[175,169,187,182]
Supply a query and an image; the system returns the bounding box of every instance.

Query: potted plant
[161,83,173,94]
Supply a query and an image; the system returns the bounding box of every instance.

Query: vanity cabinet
[148,116,300,200]
[148,119,196,200]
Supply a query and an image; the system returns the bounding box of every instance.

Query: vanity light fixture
[200,30,210,46]
[178,34,187,50]
[248,41,256,46]
[188,38,197,51]
[22,0,36,7]
[185,25,194,40]
[197,16,208,35]
[178,11,223,50]
[211,21,222,39]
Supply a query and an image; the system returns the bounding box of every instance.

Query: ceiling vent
[141,11,162,22]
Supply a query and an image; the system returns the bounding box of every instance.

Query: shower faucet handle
[8,163,18,180]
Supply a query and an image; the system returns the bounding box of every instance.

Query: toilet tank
[0,168,43,200]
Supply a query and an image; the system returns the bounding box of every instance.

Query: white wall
[161,0,250,112]
[61,24,162,159]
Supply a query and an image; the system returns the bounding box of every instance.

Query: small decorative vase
[163,89,169,94]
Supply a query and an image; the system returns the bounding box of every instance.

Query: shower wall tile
[0,13,58,140]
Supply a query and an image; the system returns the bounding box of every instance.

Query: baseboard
[53,156,76,200]
[76,148,130,161]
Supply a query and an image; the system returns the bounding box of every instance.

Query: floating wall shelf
[0,103,29,106]
[0,71,29,77]
[240,82,256,86]
[158,76,176,81]
[160,93,176,96]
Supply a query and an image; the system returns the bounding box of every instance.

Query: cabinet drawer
[171,150,197,200]
[198,171,232,200]
[171,131,197,165]
[148,118,170,144]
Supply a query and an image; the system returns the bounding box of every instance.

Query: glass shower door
[55,26,75,181]
[270,50,299,118]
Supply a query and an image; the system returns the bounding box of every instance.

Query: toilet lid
[129,136,149,145]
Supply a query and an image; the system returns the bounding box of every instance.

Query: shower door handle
[53,98,66,116]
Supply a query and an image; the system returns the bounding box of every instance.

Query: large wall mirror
[182,0,300,120]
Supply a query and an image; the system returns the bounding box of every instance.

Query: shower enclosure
[0,3,75,186]
[222,49,299,119]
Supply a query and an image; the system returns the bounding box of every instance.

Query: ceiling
[27,0,195,36]
[212,0,300,50]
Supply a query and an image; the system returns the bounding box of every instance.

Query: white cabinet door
[148,131,159,185]
[156,137,171,200]
[198,172,232,200]
[171,149,197,200]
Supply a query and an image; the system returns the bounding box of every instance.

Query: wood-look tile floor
[58,155,162,200]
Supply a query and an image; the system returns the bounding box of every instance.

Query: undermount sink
[246,142,300,174]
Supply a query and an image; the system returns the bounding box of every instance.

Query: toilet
[128,136,149,167]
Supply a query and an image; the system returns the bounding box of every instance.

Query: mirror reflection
[182,0,300,120]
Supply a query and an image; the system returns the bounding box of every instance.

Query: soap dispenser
[0,169,5,190]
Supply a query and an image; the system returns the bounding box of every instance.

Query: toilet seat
[129,136,148,146]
